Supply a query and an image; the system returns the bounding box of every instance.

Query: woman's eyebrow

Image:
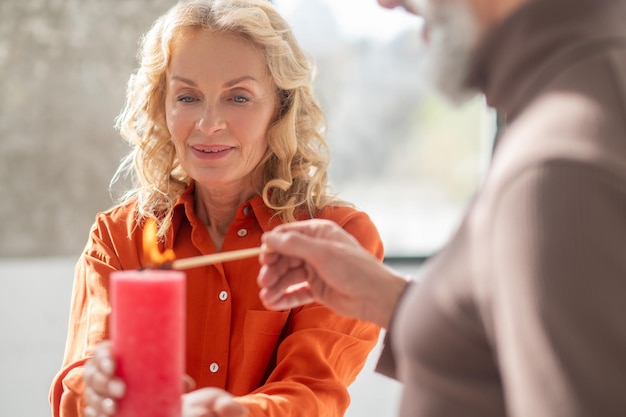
[170,75,197,86]
[169,75,258,88]
[224,75,258,87]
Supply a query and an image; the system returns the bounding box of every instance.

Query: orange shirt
[50,184,383,417]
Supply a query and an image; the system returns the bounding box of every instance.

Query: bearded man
[258,0,626,416]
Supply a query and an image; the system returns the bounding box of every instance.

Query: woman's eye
[232,95,250,104]
[177,96,196,104]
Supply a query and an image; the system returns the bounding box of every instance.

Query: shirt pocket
[241,309,290,388]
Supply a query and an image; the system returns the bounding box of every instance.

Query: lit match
[169,247,270,270]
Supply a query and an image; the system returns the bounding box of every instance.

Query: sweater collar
[466,0,626,121]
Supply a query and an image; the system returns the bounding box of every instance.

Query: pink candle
[110,270,185,417]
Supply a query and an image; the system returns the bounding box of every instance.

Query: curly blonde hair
[112,0,343,237]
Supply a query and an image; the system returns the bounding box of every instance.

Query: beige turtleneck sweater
[379,0,626,415]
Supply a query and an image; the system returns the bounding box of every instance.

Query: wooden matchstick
[169,247,269,270]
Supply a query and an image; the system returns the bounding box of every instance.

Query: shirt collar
[167,182,282,245]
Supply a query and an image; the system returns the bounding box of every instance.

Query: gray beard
[412,0,482,104]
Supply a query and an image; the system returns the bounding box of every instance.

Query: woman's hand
[183,388,248,417]
[83,341,125,417]
[83,341,197,416]
[257,219,410,329]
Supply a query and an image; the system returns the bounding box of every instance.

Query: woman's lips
[190,145,234,160]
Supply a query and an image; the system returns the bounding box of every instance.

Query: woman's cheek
[167,109,191,144]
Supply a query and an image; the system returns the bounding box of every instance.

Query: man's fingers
[262,229,329,264]
[258,260,310,299]
[257,252,305,287]
[271,219,360,246]
[259,281,314,310]
[258,247,280,265]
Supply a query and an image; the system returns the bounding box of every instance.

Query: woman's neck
[194,184,257,251]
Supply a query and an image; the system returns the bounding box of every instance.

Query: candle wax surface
[111,269,185,417]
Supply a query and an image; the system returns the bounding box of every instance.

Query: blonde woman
[49,1,383,416]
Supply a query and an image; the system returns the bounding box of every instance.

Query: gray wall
[0,0,174,257]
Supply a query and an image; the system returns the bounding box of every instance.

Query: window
[274,0,496,258]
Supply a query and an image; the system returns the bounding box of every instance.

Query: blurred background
[0,0,495,415]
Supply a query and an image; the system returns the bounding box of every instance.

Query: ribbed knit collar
[466,0,626,122]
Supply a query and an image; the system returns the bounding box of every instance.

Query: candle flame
[142,218,175,267]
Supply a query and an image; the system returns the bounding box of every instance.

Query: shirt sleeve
[489,161,626,416]
[49,214,124,417]
[237,209,384,417]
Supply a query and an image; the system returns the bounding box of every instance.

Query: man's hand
[258,219,410,329]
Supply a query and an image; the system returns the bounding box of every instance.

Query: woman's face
[165,30,277,193]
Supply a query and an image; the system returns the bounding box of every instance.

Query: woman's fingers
[85,343,126,399]
[183,374,197,393]
[83,341,126,416]
[183,388,248,417]
[84,386,117,415]
[93,341,115,376]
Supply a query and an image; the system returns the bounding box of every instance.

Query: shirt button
[243,206,251,216]
[218,290,228,301]
[237,228,248,237]
[209,362,219,373]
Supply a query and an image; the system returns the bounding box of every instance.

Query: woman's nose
[197,105,226,134]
